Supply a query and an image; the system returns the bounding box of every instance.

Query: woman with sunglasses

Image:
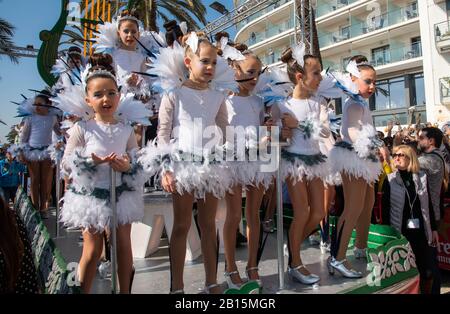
[328,55,382,278]
[381,145,439,293]
[19,90,60,218]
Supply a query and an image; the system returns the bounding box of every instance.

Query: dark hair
[421,127,444,148]
[229,43,261,68]
[233,43,248,52]
[68,46,82,60]
[118,9,140,29]
[214,31,231,45]
[85,54,117,90]
[280,47,319,84]
[164,20,184,47]
[349,54,374,72]
[0,194,24,293]
[36,89,52,104]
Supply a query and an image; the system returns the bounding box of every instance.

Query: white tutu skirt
[329,142,381,184]
[228,160,274,190]
[60,189,144,232]
[138,142,233,199]
[280,151,330,183]
[22,144,51,161]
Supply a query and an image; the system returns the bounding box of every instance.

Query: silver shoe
[98,261,111,279]
[245,267,263,288]
[224,270,243,289]
[262,219,275,233]
[353,247,367,259]
[169,289,185,294]
[204,283,221,294]
[327,257,363,278]
[288,265,320,285]
[320,240,331,254]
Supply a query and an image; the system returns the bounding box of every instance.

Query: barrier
[14,187,80,294]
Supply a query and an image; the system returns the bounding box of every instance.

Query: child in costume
[139,32,237,294]
[328,55,383,278]
[17,90,61,217]
[219,37,273,289]
[58,53,151,293]
[271,43,331,285]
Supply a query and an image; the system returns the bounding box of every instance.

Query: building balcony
[323,42,422,74]
[435,20,450,53]
[318,3,418,49]
[316,0,358,18]
[235,0,293,33]
[244,17,295,48]
[370,43,422,68]
[440,77,450,105]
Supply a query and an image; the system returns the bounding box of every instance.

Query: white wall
[419,0,450,123]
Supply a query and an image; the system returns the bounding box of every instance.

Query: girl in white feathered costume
[93,9,169,147]
[219,38,274,290]
[271,44,332,285]
[327,55,383,279]
[93,9,166,96]
[138,32,237,294]
[58,54,151,294]
[17,90,61,217]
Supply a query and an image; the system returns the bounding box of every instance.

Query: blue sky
[0,0,235,143]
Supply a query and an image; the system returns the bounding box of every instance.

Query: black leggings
[404,229,440,294]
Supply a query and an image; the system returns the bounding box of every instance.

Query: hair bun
[88,53,115,75]
[214,31,229,43]
[68,46,82,54]
[163,20,178,31]
[280,48,294,64]
[120,9,139,19]
[233,43,248,52]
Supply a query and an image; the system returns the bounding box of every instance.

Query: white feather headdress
[291,42,306,67]
[346,60,361,78]
[146,41,188,92]
[185,32,199,55]
[255,66,294,106]
[219,37,245,62]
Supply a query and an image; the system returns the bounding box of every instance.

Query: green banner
[14,187,80,294]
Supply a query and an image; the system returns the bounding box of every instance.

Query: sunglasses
[392,153,406,158]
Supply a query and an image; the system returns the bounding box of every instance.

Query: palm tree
[79,0,207,32]
[0,18,19,64]
[127,0,207,31]
[6,126,18,144]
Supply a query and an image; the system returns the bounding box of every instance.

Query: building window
[373,113,407,128]
[374,80,389,110]
[371,45,390,67]
[340,25,350,40]
[389,77,406,109]
[372,77,407,110]
[410,37,422,58]
[413,73,426,106]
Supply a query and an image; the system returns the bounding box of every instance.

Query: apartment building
[234,0,450,127]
